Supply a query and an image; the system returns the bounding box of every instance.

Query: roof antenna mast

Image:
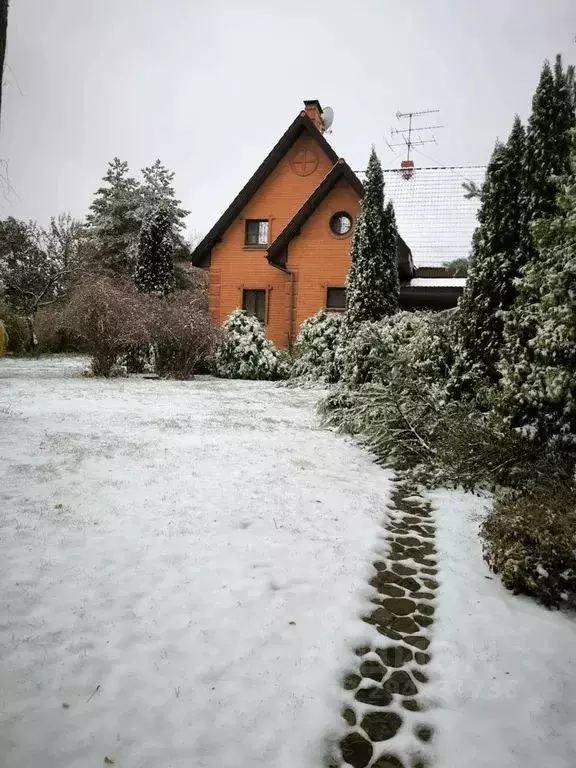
[387,108,444,179]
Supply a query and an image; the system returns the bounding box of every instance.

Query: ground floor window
[243,289,266,324]
[326,287,346,311]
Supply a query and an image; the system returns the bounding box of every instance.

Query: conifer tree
[500,141,576,447]
[344,148,399,333]
[141,159,190,236]
[134,206,175,295]
[450,116,525,394]
[520,56,575,254]
[86,158,143,275]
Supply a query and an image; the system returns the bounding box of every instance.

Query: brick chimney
[303,99,324,133]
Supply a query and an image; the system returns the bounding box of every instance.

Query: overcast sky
[1,0,575,237]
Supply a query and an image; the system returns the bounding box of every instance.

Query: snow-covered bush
[481,487,576,608]
[320,372,570,491]
[214,309,289,381]
[340,310,456,390]
[290,310,342,384]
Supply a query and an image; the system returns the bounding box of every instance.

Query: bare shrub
[0,299,28,353]
[150,290,219,379]
[63,275,150,376]
[35,303,85,353]
[481,486,576,607]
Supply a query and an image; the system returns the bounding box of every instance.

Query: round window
[330,212,353,236]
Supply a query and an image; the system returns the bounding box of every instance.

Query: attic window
[330,212,353,236]
[245,219,269,246]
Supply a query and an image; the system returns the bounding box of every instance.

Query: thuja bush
[290,310,343,384]
[481,486,576,608]
[214,309,289,381]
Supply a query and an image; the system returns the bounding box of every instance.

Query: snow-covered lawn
[0,356,392,768]
[430,488,576,768]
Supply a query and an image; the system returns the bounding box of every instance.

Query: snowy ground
[0,356,392,768]
[430,488,576,768]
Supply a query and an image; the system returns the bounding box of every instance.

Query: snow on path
[429,488,576,768]
[0,357,392,768]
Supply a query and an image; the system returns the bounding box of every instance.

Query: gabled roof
[191,112,339,267]
[267,159,363,269]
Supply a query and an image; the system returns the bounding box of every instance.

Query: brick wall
[209,133,337,348]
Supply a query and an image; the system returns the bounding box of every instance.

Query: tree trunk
[0,1,8,127]
[26,314,38,356]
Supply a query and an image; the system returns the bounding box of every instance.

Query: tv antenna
[387,108,444,162]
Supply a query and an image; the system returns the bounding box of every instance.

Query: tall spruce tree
[141,160,190,234]
[134,206,175,295]
[450,116,525,395]
[86,158,143,275]
[344,148,399,333]
[500,140,576,447]
[520,55,576,255]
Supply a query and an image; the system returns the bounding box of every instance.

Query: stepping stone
[355,686,393,707]
[360,659,386,681]
[413,670,428,684]
[402,698,425,712]
[376,645,413,667]
[361,711,403,742]
[395,536,423,547]
[342,707,356,726]
[383,670,418,697]
[415,614,433,628]
[354,645,371,657]
[410,591,435,601]
[414,652,431,665]
[391,616,420,634]
[374,561,389,572]
[391,564,418,577]
[340,732,373,768]
[372,755,405,768]
[415,725,434,743]
[423,579,439,590]
[377,626,404,641]
[370,607,394,628]
[417,603,434,616]
[343,673,361,690]
[378,583,406,598]
[404,636,430,650]
[382,597,416,616]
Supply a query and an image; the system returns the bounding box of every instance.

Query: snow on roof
[409,277,467,288]
[370,166,485,267]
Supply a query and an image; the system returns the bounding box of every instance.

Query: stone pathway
[334,477,439,768]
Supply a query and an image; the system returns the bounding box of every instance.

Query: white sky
[1,0,575,238]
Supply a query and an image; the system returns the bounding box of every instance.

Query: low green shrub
[481,487,576,607]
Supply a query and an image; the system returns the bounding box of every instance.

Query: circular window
[330,211,353,236]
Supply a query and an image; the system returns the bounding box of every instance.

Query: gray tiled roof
[379,166,486,267]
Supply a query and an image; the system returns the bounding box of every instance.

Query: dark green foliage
[520,56,576,254]
[450,116,525,394]
[86,158,143,275]
[290,310,343,384]
[500,142,576,447]
[344,148,399,333]
[134,206,175,295]
[481,487,576,607]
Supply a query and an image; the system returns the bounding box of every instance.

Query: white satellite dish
[321,106,334,131]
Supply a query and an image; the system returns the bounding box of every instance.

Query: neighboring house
[192,100,471,348]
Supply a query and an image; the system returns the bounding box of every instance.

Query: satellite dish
[321,106,334,131]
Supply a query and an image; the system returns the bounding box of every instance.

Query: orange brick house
[192,100,444,349]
